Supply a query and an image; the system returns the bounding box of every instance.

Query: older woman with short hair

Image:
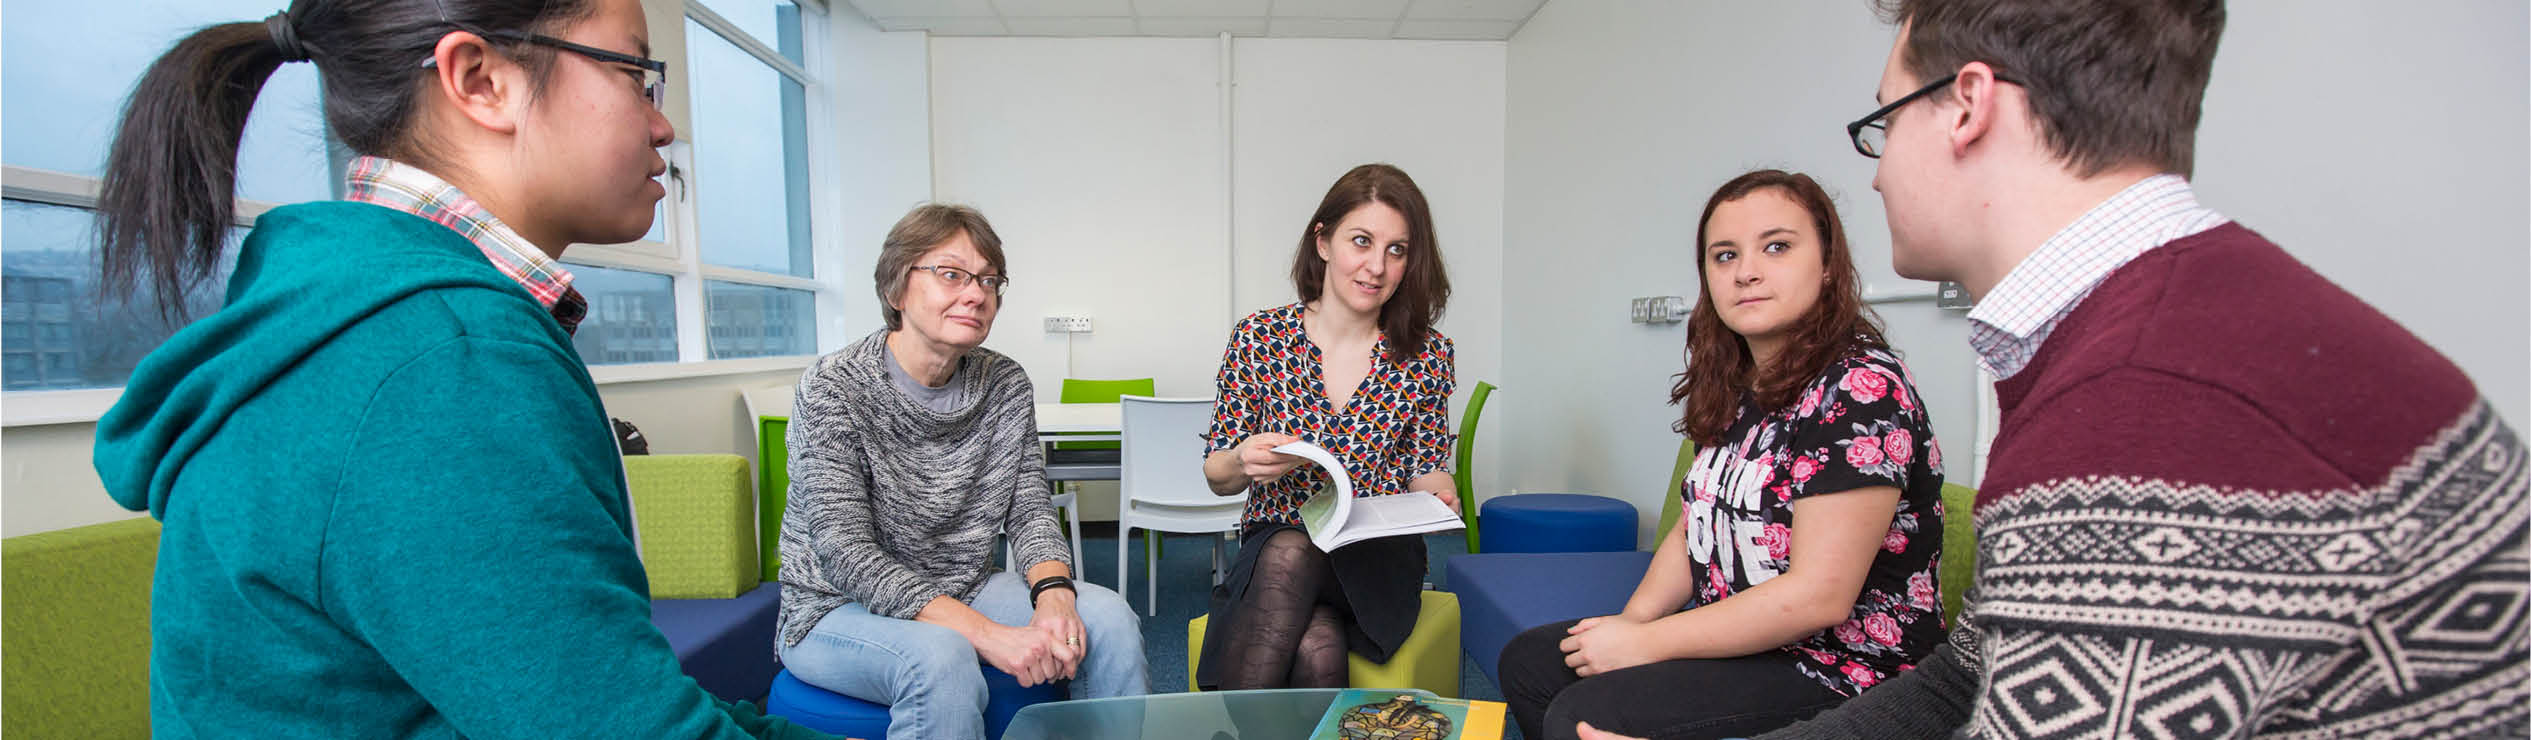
[775,204,1145,740]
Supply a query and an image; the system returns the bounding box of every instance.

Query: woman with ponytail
[90,1,826,737]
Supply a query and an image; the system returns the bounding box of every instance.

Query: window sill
[1,356,818,428]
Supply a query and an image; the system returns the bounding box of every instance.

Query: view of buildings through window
[2,0,830,392]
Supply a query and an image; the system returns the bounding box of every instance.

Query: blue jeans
[778,572,1147,740]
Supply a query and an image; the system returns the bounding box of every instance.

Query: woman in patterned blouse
[1192,164,1460,691]
[1497,170,1947,740]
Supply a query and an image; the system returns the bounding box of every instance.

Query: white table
[1035,402,1121,443]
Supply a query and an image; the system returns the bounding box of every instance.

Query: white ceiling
[839,0,1547,41]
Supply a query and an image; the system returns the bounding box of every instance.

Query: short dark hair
[1291,163,1451,362]
[1877,0,2226,178]
[98,0,595,319]
[874,203,1007,331]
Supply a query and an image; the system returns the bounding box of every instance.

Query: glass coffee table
[1000,688,1440,740]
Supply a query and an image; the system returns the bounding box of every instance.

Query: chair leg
[1117,523,1132,612]
[1066,502,1084,578]
[1146,533,1158,617]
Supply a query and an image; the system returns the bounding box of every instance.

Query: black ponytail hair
[96,0,593,317]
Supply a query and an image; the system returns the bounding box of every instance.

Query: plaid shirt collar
[1967,174,2228,379]
[341,156,588,334]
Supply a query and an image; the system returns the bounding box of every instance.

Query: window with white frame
[1,0,835,416]
[0,0,330,393]
[569,0,827,363]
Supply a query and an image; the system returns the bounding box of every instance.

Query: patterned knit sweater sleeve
[775,333,1059,643]
[1961,369,2525,739]
[779,348,949,621]
[989,368,1069,579]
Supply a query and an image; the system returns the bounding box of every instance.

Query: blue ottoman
[765,666,1069,740]
[650,582,783,703]
[1480,493,1637,553]
[1447,551,1654,689]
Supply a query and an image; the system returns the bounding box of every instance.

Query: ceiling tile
[1131,0,1273,15]
[1270,0,1410,20]
[993,0,1136,16]
[1266,17,1395,38]
[1136,16,1270,36]
[882,15,1013,34]
[1402,0,1541,21]
[844,0,997,18]
[1392,18,1517,39]
[1003,16,1143,34]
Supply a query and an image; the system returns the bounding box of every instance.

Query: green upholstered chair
[626,454,760,598]
[1187,589,1461,697]
[3,516,160,739]
[1940,483,1978,622]
[1654,436,1697,544]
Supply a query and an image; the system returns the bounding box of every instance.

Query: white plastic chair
[1115,395,1245,616]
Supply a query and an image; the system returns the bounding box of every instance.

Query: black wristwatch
[1029,575,1076,607]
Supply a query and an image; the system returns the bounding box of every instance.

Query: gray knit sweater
[775,331,1068,648]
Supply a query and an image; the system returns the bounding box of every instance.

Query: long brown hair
[1291,163,1451,362]
[1669,170,1888,446]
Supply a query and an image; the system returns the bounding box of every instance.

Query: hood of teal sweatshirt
[94,201,554,517]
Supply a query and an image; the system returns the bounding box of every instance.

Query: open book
[1282,441,1465,552]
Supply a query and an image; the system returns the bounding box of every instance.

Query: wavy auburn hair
[1669,170,1888,446]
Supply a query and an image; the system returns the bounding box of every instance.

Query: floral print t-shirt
[1677,344,1946,696]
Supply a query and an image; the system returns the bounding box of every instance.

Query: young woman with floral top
[1499,170,1947,740]
[1193,163,1459,691]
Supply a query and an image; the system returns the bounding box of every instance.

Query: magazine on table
[1280,441,1465,552]
[1307,688,1507,740]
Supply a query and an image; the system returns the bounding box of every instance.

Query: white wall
[1501,0,2531,547]
[931,37,1235,399]
[930,36,1510,495]
[820,9,936,346]
[1229,38,1508,496]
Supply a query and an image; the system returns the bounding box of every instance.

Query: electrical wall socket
[1043,316,1092,333]
[1652,296,1688,322]
[1631,296,1689,323]
[1936,281,1975,310]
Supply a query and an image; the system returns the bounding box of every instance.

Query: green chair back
[1940,482,1978,623]
[757,416,789,579]
[1451,381,1497,552]
[1653,437,1697,545]
[1056,378,1155,451]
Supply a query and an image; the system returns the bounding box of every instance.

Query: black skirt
[1192,522,1428,690]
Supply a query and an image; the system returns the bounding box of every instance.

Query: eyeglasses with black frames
[1845,71,2020,158]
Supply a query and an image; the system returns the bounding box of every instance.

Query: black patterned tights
[1216,528,1349,689]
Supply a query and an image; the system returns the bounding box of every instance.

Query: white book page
[1276,441,1463,551]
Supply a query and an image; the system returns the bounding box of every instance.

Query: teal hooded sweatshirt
[94,202,827,739]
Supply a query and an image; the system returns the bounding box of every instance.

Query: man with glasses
[1748,1,2529,738]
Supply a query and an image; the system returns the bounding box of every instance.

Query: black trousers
[1499,619,1847,740]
